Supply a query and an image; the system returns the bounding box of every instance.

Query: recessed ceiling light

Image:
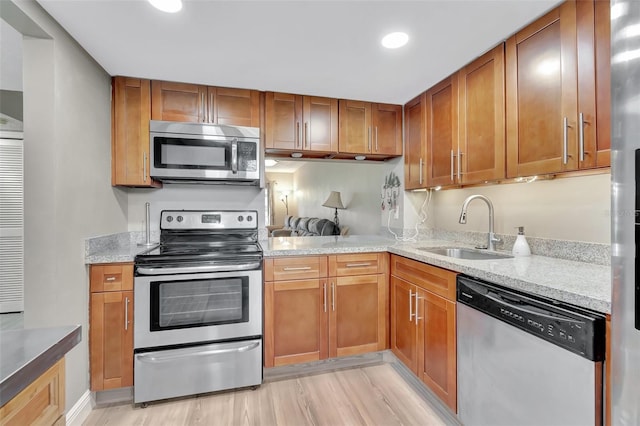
[148,0,182,13]
[381,32,409,49]
[265,159,278,167]
[291,152,303,158]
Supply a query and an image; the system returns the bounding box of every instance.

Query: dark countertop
[0,325,82,406]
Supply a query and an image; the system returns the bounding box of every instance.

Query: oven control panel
[160,210,258,230]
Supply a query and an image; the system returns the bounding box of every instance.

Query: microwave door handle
[231,138,238,174]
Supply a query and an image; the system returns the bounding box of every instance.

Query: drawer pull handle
[105,276,117,282]
[283,266,312,271]
[346,263,372,268]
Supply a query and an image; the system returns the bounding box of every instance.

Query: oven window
[150,277,249,331]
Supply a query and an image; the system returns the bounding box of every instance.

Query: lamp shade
[322,191,345,209]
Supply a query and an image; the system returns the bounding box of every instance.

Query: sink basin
[418,247,513,260]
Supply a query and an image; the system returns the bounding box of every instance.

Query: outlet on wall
[394,206,400,220]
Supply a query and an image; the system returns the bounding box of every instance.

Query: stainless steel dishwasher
[456,275,606,426]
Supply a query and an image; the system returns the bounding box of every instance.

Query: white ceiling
[36,0,561,105]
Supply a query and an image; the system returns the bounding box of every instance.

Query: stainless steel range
[133,210,263,405]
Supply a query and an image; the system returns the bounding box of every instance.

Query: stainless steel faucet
[458,195,502,251]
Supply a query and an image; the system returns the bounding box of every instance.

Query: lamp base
[333,208,340,236]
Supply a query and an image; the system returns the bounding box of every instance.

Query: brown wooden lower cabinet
[390,255,458,413]
[0,359,65,426]
[264,279,328,367]
[264,253,388,367]
[89,263,134,391]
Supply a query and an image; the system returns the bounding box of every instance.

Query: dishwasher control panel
[457,275,606,361]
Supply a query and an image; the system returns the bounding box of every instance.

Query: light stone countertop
[84,233,611,314]
[262,235,611,314]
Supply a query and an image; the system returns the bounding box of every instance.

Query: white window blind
[0,136,24,313]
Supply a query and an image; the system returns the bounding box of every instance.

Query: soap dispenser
[512,226,531,257]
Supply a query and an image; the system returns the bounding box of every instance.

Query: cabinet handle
[419,158,423,185]
[578,112,590,162]
[450,150,455,181]
[296,122,301,148]
[375,126,379,152]
[323,283,327,313]
[415,293,422,325]
[409,289,415,321]
[563,117,573,165]
[124,297,130,331]
[143,152,148,183]
[345,263,372,268]
[331,282,335,312]
[368,127,372,152]
[105,276,117,282]
[283,266,312,271]
[457,149,463,181]
[304,122,309,148]
[201,93,206,123]
[210,92,215,123]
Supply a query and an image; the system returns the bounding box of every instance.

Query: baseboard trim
[66,390,93,426]
[264,351,385,382]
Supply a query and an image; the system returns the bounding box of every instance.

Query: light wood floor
[84,364,450,425]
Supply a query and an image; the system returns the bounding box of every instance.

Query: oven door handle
[136,341,260,363]
[136,262,261,275]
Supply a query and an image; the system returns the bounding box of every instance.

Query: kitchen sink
[418,247,513,260]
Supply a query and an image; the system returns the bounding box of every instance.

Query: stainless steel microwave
[149,120,261,185]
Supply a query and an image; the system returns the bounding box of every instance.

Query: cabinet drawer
[328,252,388,276]
[390,255,457,301]
[264,256,327,281]
[90,263,134,292]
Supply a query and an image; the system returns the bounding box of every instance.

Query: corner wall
[13,0,128,412]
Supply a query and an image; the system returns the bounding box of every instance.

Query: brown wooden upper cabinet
[458,44,506,184]
[151,80,260,127]
[404,93,426,190]
[577,0,611,169]
[265,92,338,153]
[338,101,402,157]
[506,0,610,177]
[425,74,459,188]
[111,76,160,188]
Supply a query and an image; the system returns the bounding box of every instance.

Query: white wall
[430,173,611,243]
[127,186,265,232]
[14,0,128,412]
[266,172,296,227]
[293,160,397,235]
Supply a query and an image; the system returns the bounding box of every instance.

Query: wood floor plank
[83,364,449,426]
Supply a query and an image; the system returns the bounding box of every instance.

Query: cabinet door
[404,93,426,190]
[112,77,157,187]
[210,87,260,127]
[151,80,207,123]
[338,100,372,154]
[577,0,610,169]
[506,2,578,177]
[372,103,403,156]
[303,96,338,152]
[390,276,417,373]
[426,74,459,188]
[264,280,328,367]
[459,44,506,184]
[90,291,133,391]
[265,92,303,150]
[417,290,457,412]
[329,274,387,358]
